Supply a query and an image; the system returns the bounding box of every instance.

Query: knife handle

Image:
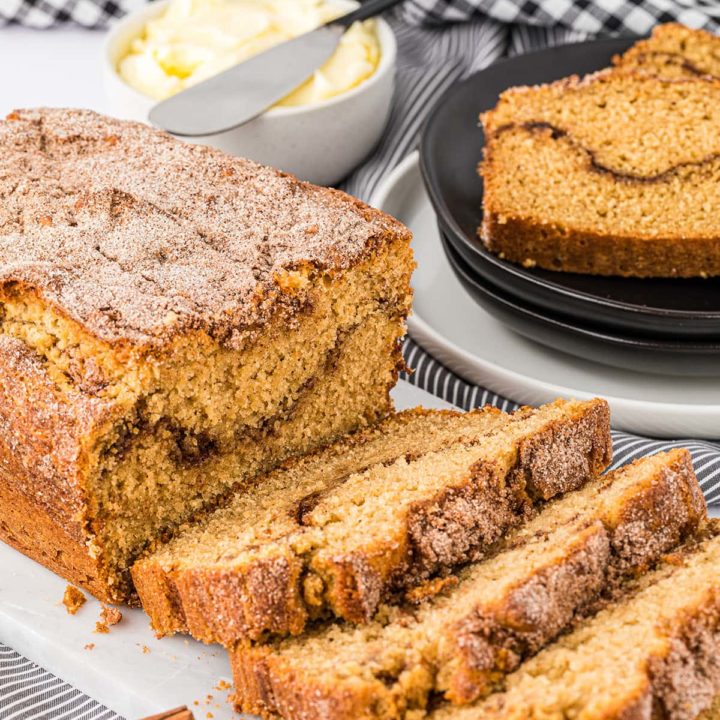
[334,0,404,26]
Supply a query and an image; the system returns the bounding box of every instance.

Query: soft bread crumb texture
[99,604,122,627]
[480,66,720,277]
[435,527,720,720]
[230,449,706,719]
[62,585,86,615]
[132,398,611,645]
[0,108,414,604]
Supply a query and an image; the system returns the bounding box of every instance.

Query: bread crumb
[94,622,109,634]
[100,604,123,627]
[206,714,213,719]
[62,585,86,615]
[84,643,95,651]
[214,680,231,691]
[522,258,537,268]
[142,645,151,654]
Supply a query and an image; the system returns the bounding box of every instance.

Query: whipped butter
[118,0,381,108]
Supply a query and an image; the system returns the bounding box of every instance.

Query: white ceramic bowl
[103,0,396,186]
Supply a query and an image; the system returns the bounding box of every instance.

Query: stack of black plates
[420,37,720,377]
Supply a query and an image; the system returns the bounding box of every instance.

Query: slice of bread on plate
[479,70,720,277]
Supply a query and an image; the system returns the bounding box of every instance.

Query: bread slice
[615,23,720,80]
[133,399,611,644]
[436,524,720,720]
[479,70,720,277]
[230,449,705,719]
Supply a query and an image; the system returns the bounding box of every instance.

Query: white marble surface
[0,381,450,720]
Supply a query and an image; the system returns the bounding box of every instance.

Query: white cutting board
[0,381,451,720]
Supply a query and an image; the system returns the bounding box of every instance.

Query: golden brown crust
[232,646,385,720]
[607,448,707,573]
[649,609,720,720]
[444,449,706,706]
[426,524,613,706]
[482,212,720,278]
[0,467,117,602]
[0,335,125,600]
[0,108,411,350]
[133,400,611,646]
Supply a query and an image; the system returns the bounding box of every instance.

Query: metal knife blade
[148,23,345,137]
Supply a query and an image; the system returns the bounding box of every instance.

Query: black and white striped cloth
[2,0,720,718]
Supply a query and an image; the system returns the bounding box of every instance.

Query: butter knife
[149,0,402,137]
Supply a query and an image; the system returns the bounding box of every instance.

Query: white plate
[371,152,720,439]
[0,381,450,720]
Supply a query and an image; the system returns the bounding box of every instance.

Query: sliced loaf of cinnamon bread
[480,70,720,277]
[133,399,611,644]
[231,449,706,719]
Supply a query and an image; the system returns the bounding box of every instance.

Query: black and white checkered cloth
[5,0,720,32]
[1,0,720,718]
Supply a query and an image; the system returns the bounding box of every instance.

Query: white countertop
[0,27,108,115]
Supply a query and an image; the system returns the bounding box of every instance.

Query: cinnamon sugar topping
[0,109,407,348]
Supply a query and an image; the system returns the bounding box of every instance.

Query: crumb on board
[214,680,231,691]
[100,604,123,626]
[142,645,151,654]
[62,585,86,615]
[84,643,95,651]
[95,604,122,633]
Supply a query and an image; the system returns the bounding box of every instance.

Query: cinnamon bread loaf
[230,449,705,719]
[615,23,720,80]
[479,70,720,277]
[435,524,720,720]
[132,398,611,644]
[0,108,413,604]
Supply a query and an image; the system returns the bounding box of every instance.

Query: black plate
[420,38,720,340]
[441,233,720,377]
